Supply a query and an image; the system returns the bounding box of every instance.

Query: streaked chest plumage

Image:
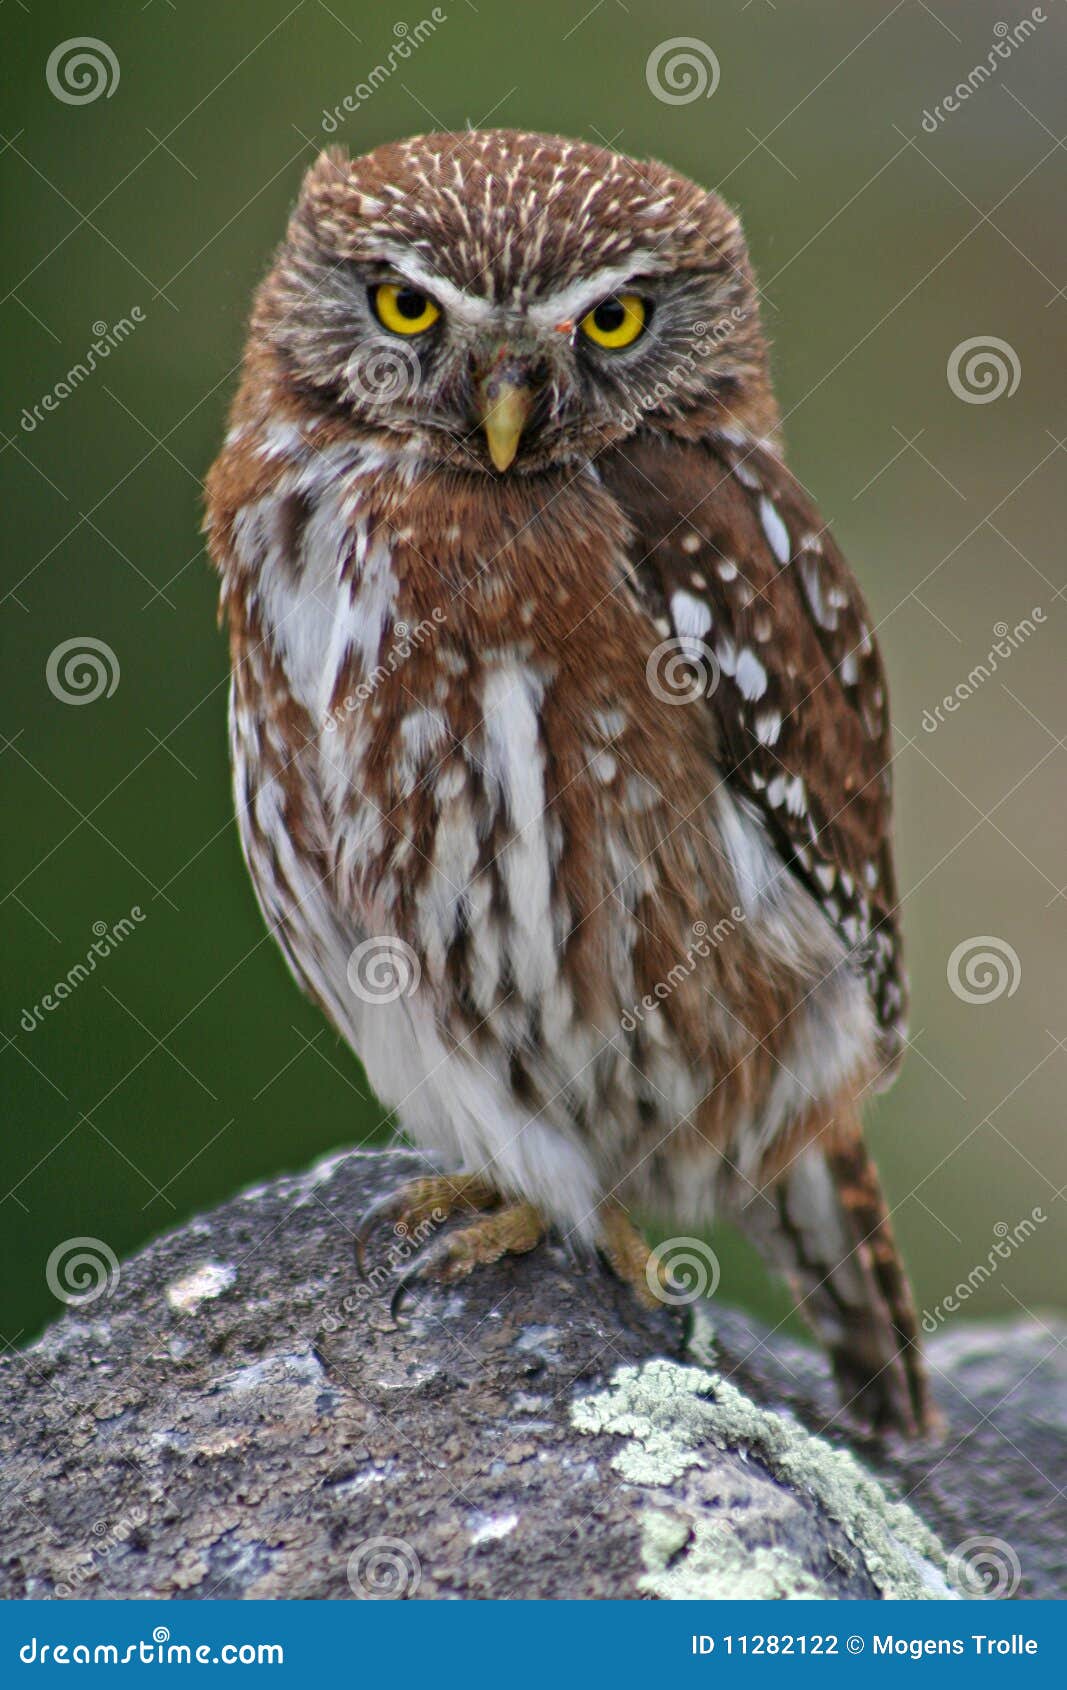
[215,427,877,1231]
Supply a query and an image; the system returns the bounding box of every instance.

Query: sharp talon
[388,1245,435,1326]
[390,1275,414,1327]
[355,1171,502,1286]
[354,1187,415,1279]
[390,1201,548,1322]
[388,1232,465,1325]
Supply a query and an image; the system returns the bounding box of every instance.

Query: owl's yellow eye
[372,282,441,336]
[580,293,647,350]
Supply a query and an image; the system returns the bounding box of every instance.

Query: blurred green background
[3,0,1064,1343]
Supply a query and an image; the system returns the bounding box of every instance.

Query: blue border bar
[2,1600,1062,1681]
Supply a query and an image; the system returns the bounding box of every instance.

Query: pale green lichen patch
[571,1358,712,1484]
[694,1369,954,1600]
[640,1507,692,1571]
[640,1509,827,1601]
[571,1359,956,1601]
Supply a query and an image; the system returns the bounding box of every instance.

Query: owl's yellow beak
[476,371,533,472]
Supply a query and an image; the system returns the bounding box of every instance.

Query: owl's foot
[388,1200,545,1323]
[597,1201,662,1310]
[359,1181,664,1323]
[354,1171,501,1276]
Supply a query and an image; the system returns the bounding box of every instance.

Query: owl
[205,130,934,1438]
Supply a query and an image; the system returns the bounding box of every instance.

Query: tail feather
[739,1135,937,1438]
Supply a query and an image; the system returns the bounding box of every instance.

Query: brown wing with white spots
[600,434,906,1074]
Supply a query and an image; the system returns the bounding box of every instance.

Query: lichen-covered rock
[571,1359,952,1600]
[0,1148,1060,1600]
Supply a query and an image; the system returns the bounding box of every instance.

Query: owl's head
[253,130,776,474]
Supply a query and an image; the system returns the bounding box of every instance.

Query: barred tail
[743,1133,937,1438]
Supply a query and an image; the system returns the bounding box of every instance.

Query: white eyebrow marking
[373,244,498,328]
[525,257,666,330]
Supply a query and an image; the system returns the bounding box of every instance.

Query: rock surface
[0,1148,1061,1600]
